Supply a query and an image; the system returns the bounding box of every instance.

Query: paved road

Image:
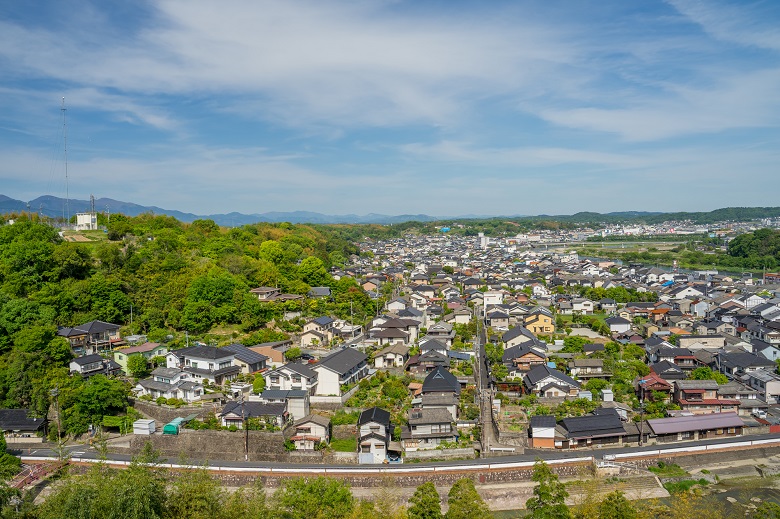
[12,433,780,471]
[474,316,504,456]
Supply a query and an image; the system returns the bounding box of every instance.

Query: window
[680,431,692,439]
[716,428,724,435]
[209,363,214,370]
[727,427,736,434]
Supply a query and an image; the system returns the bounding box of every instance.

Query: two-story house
[524,308,554,335]
[290,414,331,451]
[167,346,240,385]
[358,406,392,464]
[114,342,169,376]
[264,363,319,395]
[401,408,456,451]
[222,343,268,374]
[374,344,410,369]
[312,348,369,396]
[502,343,547,377]
[134,366,203,402]
[673,380,739,414]
[58,320,123,355]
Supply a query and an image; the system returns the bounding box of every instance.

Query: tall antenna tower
[61,97,71,225]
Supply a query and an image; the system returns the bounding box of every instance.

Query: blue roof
[661,280,675,286]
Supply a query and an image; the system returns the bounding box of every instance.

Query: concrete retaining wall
[132,399,212,423]
[405,448,475,461]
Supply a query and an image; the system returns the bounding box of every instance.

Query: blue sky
[1,0,779,217]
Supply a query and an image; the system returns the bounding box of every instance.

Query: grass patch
[648,461,689,478]
[663,478,709,494]
[329,438,357,452]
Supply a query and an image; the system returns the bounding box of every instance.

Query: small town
[3,0,780,517]
[2,208,780,516]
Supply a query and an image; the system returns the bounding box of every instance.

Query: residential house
[673,380,739,414]
[421,366,461,397]
[524,307,554,335]
[222,343,268,374]
[255,389,310,421]
[502,326,542,349]
[358,407,392,464]
[134,367,203,402]
[568,359,609,380]
[264,363,319,395]
[605,316,632,334]
[523,365,581,397]
[0,409,46,442]
[289,414,331,450]
[312,347,369,396]
[69,354,122,378]
[167,346,240,386]
[647,412,744,442]
[113,342,168,376]
[249,341,290,368]
[557,408,626,449]
[374,344,410,369]
[634,372,673,402]
[502,343,547,377]
[401,408,457,451]
[528,415,557,448]
[58,320,122,355]
[426,322,456,347]
[219,401,288,429]
[743,369,780,404]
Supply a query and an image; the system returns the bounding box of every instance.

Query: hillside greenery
[0,213,381,433]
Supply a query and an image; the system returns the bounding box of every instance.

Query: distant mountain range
[2,194,779,226]
[0,194,450,225]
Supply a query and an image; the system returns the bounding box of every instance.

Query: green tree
[689,366,728,384]
[445,478,490,519]
[166,466,225,519]
[273,477,354,519]
[407,481,442,519]
[597,490,636,519]
[127,355,150,379]
[253,375,266,394]
[285,347,302,362]
[525,460,571,519]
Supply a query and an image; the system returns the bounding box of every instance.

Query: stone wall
[115,428,288,462]
[132,399,213,423]
[405,448,475,461]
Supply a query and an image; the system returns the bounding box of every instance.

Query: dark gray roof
[277,362,318,379]
[72,354,104,366]
[561,409,625,439]
[524,364,580,388]
[0,409,46,431]
[316,347,367,375]
[260,389,308,400]
[421,366,461,395]
[530,415,556,428]
[648,412,743,435]
[223,343,268,365]
[358,406,390,426]
[220,401,286,419]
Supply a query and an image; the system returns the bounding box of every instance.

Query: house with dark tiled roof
[0,409,46,442]
[222,343,268,374]
[401,407,456,451]
[264,362,318,395]
[673,380,739,414]
[58,320,122,355]
[358,407,392,464]
[312,347,368,396]
[523,364,580,397]
[166,346,240,386]
[557,408,626,449]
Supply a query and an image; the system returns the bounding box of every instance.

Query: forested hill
[0,214,378,430]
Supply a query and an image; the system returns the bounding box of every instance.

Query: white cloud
[666,0,780,51]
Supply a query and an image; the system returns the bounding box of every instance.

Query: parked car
[753,410,768,420]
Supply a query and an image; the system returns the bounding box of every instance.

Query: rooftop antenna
[61,97,70,226]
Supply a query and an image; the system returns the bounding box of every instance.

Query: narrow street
[474,318,501,457]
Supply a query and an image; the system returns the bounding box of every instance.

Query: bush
[155,396,167,405]
[228,424,238,432]
[331,410,360,425]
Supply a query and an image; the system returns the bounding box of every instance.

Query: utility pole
[239,392,248,461]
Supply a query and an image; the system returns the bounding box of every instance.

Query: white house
[290,414,331,451]
[265,363,319,394]
[312,348,369,396]
[358,407,391,464]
